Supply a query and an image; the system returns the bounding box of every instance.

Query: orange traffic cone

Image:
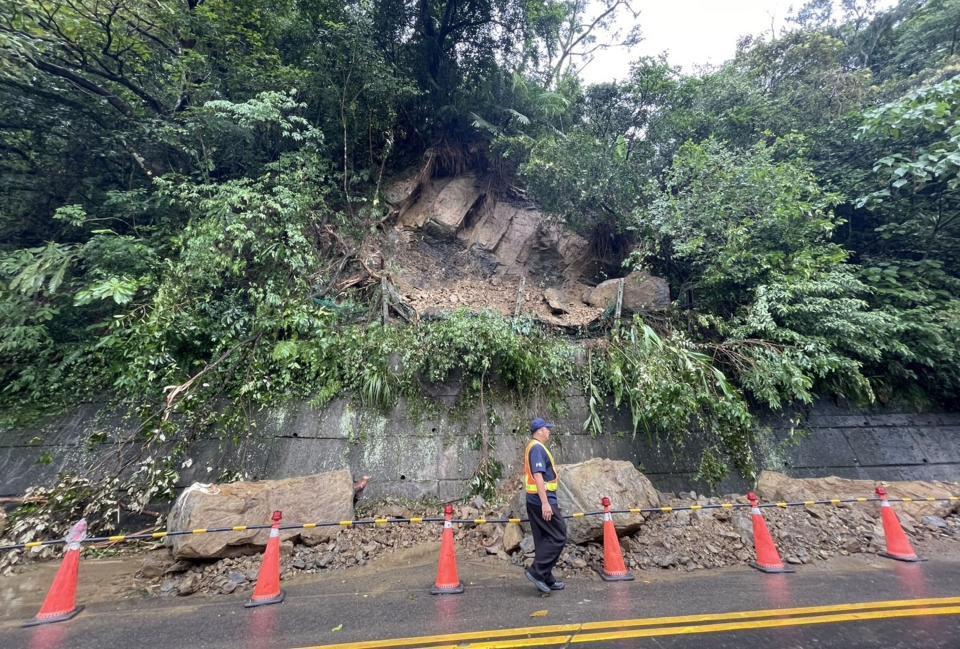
[600,496,634,581]
[245,511,285,608]
[23,519,88,627]
[876,486,923,562]
[747,493,794,574]
[431,504,464,594]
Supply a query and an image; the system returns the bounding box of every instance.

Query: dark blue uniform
[526,442,567,586]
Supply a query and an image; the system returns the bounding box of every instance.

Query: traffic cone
[747,493,794,574]
[245,511,285,608]
[431,504,464,594]
[600,496,634,581]
[876,486,923,562]
[23,519,88,627]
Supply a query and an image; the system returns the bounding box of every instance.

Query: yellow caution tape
[722,503,734,509]
[856,498,867,503]
[374,519,388,527]
[776,502,788,508]
[108,535,126,543]
[902,497,913,503]
[508,518,521,525]
[927,497,936,502]
[804,501,816,507]
[629,508,643,514]
[690,505,702,511]
[152,532,167,539]
[660,507,673,513]
[474,518,487,525]
[831,499,841,506]
[24,542,42,549]
[192,529,207,535]
[410,517,424,524]
[339,521,353,528]
[232,526,248,532]
[302,523,316,529]
[572,512,585,518]
[951,496,959,502]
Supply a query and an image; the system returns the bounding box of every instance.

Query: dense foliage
[2,0,960,525]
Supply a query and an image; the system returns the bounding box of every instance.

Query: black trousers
[526,500,567,583]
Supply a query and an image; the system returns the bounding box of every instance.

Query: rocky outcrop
[583,271,671,311]
[513,458,660,544]
[757,471,960,519]
[166,470,355,559]
[425,175,483,237]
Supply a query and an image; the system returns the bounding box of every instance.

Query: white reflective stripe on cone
[881,500,891,508]
[752,507,762,515]
[270,527,280,538]
[604,513,612,522]
[444,521,452,529]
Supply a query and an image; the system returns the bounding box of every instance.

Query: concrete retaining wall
[2,397,958,499]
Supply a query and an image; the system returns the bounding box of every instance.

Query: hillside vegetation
[1,0,959,516]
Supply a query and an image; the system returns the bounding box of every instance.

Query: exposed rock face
[166,470,355,559]
[583,271,671,311]
[0,509,6,537]
[513,458,660,544]
[757,471,960,519]
[424,175,482,238]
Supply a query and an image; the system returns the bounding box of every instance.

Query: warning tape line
[1,495,956,553]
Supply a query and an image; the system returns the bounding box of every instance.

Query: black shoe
[547,580,565,591]
[525,570,551,593]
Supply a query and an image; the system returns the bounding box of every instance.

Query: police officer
[523,417,567,593]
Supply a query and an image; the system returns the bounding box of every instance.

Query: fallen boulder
[583,271,670,311]
[166,470,355,559]
[513,458,660,544]
[757,471,960,519]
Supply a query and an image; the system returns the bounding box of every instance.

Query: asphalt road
[2,552,959,649]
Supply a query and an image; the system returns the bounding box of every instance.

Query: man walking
[523,418,567,593]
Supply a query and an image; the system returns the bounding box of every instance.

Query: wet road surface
[2,553,959,648]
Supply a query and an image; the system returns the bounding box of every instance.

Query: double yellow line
[295,597,960,649]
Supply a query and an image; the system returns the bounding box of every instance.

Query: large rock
[166,470,355,559]
[425,175,482,237]
[0,508,6,537]
[513,458,660,544]
[584,271,670,311]
[757,471,960,519]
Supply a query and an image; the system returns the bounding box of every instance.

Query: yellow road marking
[568,606,960,647]
[293,597,960,649]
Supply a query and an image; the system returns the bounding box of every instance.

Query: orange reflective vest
[524,439,559,494]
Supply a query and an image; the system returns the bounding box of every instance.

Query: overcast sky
[578,0,894,84]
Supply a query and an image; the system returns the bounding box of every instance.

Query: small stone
[292,558,307,570]
[164,559,193,575]
[922,516,948,530]
[221,581,239,594]
[318,553,334,568]
[227,571,247,584]
[519,535,535,554]
[177,573,200,596]
[658,554,677,568]
[572,558,587,569]
[786,556,802,565]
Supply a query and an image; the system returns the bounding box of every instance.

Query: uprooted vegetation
[2,1,960,550]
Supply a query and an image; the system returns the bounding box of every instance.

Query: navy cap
[530,418,555,433]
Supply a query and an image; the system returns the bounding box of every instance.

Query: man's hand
[541,501,553,521]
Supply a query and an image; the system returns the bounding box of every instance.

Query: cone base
[750,562,795,574]
[23,605,85,628]
[601,571,635,581]
[244,591,285,608]
[431,582,464,595]
[879,552,926,563]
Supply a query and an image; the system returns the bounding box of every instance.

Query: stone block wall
[1,397,958,500]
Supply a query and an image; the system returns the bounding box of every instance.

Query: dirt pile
[383,174,670,328]
[136,494,960,597]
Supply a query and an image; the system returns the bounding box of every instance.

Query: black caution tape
[1,496,956,553]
